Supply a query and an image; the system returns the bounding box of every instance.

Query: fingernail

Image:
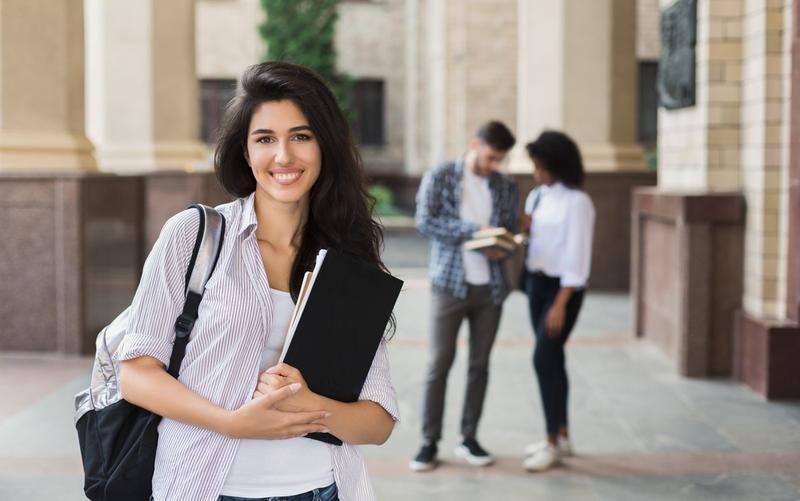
[324,412,332,418]
[321,428,330,433]
[289,382,301,392]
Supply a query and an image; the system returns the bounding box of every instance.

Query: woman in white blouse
[520,131,595,472]
[118,62,399,501]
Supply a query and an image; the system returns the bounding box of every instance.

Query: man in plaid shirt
[410,121,520,472]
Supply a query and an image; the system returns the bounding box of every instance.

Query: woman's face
[245,99,322,207]
[531,157,555,186]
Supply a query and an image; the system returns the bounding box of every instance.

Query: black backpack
[73,205,225,501]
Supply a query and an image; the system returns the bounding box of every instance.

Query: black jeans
[524,271,584,436]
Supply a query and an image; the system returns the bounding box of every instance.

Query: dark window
[200,79,237,145]
[638,61,659,145]
[350,79,385,146]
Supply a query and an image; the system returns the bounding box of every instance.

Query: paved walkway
[2,233,800,500]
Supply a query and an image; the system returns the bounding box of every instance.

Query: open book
[278,249,404,445]
[464,227,527,253]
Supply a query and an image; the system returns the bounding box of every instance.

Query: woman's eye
[256,136,274,144]
[293,134,312,141]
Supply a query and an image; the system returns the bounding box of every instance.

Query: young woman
[520,131,594,472]
[118,62,399,501]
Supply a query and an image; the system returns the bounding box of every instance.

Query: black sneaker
[409,442,438,472]
[454,438,494,466]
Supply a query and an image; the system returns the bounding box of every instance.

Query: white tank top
[220,288,334,498]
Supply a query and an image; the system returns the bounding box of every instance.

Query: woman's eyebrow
[250,125,312,135]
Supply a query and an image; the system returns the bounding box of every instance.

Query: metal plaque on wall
[658,0,697,110]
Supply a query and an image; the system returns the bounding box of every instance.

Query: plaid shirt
[415,158,520,305]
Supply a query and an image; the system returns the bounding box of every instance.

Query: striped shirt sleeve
[117,209,200,367]
[358,339,400,423]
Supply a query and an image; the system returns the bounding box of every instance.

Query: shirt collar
[541,181,565,193]
[239,192,258,237]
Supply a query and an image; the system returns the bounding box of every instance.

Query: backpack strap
[166,205,226,378]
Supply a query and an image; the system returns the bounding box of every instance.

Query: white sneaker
[523,443,560,472]
[523,437,572,457]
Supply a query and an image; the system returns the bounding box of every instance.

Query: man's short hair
[475,121,516,151]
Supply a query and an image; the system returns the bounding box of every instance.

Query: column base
[734,312,800,400]
[94,141,210,172]
[632,188,745,377]
[582,142,647,171]
[0,131,97,170]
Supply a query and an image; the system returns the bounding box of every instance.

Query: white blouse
[220,288,334,498]
[524,182,595,288]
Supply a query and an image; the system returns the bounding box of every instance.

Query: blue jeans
[217,483,339,501]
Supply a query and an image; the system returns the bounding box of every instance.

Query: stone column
[0,0,96,170]
[514,0,644,173]
[85,0,206,172]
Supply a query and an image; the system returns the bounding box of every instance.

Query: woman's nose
[274,142,293,165]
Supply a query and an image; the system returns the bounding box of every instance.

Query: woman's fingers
[258,371,286,385]
[257,382,301,407]
[285,423,330,438]
[285,409,331,425]
[266,363,300,379]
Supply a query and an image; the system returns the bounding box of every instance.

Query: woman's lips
[270,170,303,186]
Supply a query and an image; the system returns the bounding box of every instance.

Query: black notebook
[279,249,404,446]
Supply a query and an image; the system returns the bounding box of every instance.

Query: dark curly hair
[525,130,585,188]
[214,62,392,333]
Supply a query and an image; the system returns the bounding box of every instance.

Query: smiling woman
[245,104,321,203]
[116,61,399,501]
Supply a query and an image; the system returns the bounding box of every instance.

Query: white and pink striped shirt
[117,194,400,501]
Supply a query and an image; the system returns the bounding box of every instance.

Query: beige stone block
[765,55,785,76]
[763,145,783,166]
[725,19,743,39]
[709,19,727,40]
[707,127,740,145]
[721,146,741,166]
[707,41,742,61]
[709,61,727,82]
[709,83,742,103]
[765,124,783,145]
[765,100,784,121]
[712,0,744,17]
[766,76,785,98]
[723,62,743,82]
[709,168,741,190]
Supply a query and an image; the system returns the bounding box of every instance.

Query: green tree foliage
[259,0,351,111]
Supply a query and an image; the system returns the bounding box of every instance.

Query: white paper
[278,249,327,362]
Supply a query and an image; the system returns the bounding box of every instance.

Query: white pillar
[85,0,206,172]
[0,0,96,170]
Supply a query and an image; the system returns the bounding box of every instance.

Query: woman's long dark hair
[215,61,394,335]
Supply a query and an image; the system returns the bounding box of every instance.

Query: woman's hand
[254,363,318,413]
[227,383,330,440]
[545,302,566,338]
[521,214,532,232]
[482,248,508,261]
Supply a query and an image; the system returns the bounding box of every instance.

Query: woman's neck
[253,190,308,249]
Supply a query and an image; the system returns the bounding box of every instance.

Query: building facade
[0,0,795,399]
